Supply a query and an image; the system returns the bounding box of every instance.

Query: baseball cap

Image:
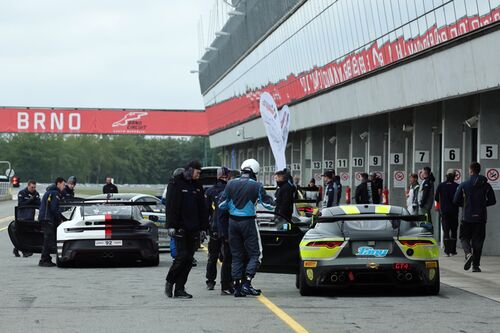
[446,168,456,176]
[217,166,231,179]
[67,176,77,184]
[321,170,335,178]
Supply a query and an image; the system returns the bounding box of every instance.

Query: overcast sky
[0,1,213,110]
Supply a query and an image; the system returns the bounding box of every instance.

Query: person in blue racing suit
[219,159,274,297]
[14,179,41,257]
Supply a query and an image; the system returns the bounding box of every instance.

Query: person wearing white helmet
[219,158,274,297]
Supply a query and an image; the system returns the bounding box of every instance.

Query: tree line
[0,134,219,184]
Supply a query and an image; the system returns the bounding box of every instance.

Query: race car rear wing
[314,214,430,240]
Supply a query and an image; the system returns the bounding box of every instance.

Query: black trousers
[441,213,458,254]
[206,235,232,289]
[460,222,486,267]
[166,231,198,290]
[40,220,56,262]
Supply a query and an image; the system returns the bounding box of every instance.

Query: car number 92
[95,240,123,246]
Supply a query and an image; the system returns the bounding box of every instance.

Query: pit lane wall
[207,27,500,255]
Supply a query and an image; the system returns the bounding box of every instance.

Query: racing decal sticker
[306,269,314,281]
[356,246,389,257]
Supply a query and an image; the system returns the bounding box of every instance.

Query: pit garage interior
[199,1,500,254]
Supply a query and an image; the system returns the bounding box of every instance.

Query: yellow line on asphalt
[257,294,309,333]
[0,226,8,232]
[200,245,310,333]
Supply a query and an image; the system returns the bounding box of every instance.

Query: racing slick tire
[56,255,71,268]
[424,269,440,295]
[299,268,316,296]
[142,254,160,267]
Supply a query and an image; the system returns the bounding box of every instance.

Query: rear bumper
[58,238,158,262]
[302,259,439,288]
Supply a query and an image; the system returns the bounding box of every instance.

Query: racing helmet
[241,158,260,175]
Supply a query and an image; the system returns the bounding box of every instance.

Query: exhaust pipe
[330,274,339,283]
[405,272,413,281]
[397,273,404,281]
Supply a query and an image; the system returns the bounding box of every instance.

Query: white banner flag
[260,92,286,171]
[279,105,290,149]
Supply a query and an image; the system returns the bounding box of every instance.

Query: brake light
[298,207,314,213]
[306,241,343,249]
[393,263,411,270]
[12,177,19,185]
[399,239,434,247]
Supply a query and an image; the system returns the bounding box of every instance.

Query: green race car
[257,204,440,296]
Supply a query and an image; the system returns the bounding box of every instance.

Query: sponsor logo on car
[356,246,389,257]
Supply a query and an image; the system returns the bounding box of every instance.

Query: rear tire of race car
[56,256,71,268]
[299,269,315,296]
[142,254,160,267]
[424,270,440,295]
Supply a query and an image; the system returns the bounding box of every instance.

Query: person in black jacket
[454,162,496,272]
[14,179,40,257]
[204,167,232,294]
[103,177,118,194]
[38,177,66,267]
[322,170,341,207]
[61,176,77,200]
[165,161,208,299]
[355,173,379,204]
[274,170,296,221]
[435,169,459,256]
[419,167,435,223]
[164,168,185,260]
[370,172,383,204]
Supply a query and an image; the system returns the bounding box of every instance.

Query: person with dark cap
[219,158,274,297]
[61,176,77,200]
[205,166,232,294]
[435,169,460,256]
[355,173,380,204]
[454,162,496,272]
[322,170,341,208]
[164,168,185,260]
[419,166,435,223]
[165,161,208,299]
[274,169,296,221]
[38,177,66,267]
[14,179,40,257]
[103,177,118,194]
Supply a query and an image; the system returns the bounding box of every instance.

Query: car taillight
[393,263,411,270]
[399,239,434,247]
[306,241,343,249]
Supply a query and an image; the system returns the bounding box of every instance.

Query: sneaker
[206,281,215,290]
[13,248,20,257]
[38,260,56,267]
[472,266,481,273]
[164,282,174,298]
[234,287,246,298]
[22,252,33,258]
[221,288,235,296]
[464,253,473,271]
[174,290,193,299]
[242,283,261,296]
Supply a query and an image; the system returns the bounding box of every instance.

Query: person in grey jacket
[419,167,435,223]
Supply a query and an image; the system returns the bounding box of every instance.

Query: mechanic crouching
[165,161,208,299]
[38,177,66,267]
[14,179,41,257]
[205,167,233,295]
[219,159,274,297]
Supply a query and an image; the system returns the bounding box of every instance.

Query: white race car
[89,194,168,250]
[9,201,159,267]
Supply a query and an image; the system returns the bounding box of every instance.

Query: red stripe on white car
[105,214,112,239]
